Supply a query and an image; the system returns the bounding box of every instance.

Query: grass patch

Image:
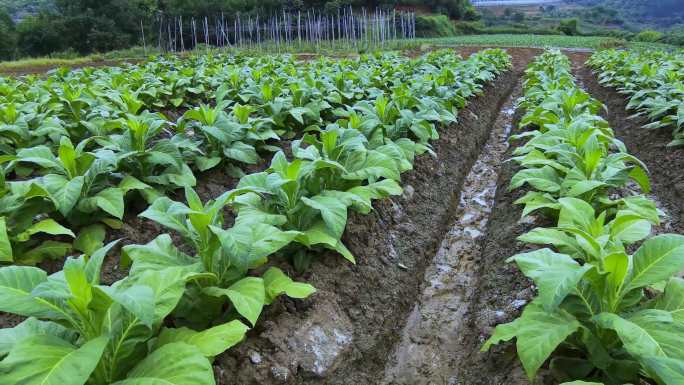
[420,34,623,49]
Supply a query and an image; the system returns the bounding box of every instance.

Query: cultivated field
[0,44,683,385]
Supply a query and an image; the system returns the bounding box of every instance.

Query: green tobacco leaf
[156,320,249,357]
[118,176,151,193]
[211,223,300,272]
[122,234,197,275]
[138,197,194,238]
[296,221,356,263]
[642,356,684,385]
[42,174,85,216]
[263,266,316,304]
[0,266,57,318]
[625,234,684,292]
[95,188,125,219]
[0,318,77,357]
[301,195,349,239]
[560,382,604,385]
[0,335,108,385]
[111,343,215,385]
[97,284,156,328]
[508,249,592,310]
[16,219,75,242]
[595,310,684,360]
[0,217,12,262]
[482,301,580,380]
[558,197,595,231]
[517,228,582,257]
[609,214,651,244]
[510,165,562,193]
[654,278,684,321]
[203,277,265,327]
[20,241,72,265]
[74,224,106,255]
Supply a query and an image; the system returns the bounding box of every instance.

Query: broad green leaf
[156,320,249,357]
[203,277,265,327]
[517,228,582,257]
[654,278,684,321]
[296,221,356,263]
[625,234,684,291]
[642,356,684,385]
[74,224,106,255]
[138,198,194,238]
[482,301,580,380]
[558,197,595,231]
[301,195,349,239]
[43,174,85,216]
[0,318,77,357]
[510,165,562,193]
[111,343,215,385]
[20,241,72,265]
[0,217,12,262]
[97,284,156,327]
[95,188,125,219]
[263,266,316,304]
[508,249,592,310]
[211,223,300,271]
[0,266,56,318]
[595,310,684,360]
[0,335,108,385]
[609,214,651,244]
[566,180,606,197]
[16,219,75,242]
[118,176,150,193]
[122,234,197,275]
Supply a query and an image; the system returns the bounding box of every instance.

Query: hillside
[567,0,684,28]
[1,0,53,21]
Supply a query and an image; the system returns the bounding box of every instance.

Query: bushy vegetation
[416,14,458,37]
[0,48,512,383]
[588,49,684,146]
[0,0,479,60]
[484,49,684,385]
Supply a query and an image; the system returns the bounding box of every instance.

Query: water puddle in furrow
[381,90,519,385]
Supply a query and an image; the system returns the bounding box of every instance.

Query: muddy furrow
[382,71,521,385]
[567,52,684,235]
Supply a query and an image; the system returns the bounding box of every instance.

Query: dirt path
[568,52,684,235]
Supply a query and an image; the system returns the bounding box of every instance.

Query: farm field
[0,43,683,385]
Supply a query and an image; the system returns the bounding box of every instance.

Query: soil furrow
[381,63,522,385]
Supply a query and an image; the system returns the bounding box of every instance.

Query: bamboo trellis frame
[150,7,416,53]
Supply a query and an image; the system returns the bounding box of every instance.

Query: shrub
[415,14,457,37]
[558,18,579,36]
[635,29,664,42]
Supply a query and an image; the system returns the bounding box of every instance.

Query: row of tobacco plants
[587,49,684,146]
[0,49,512,384]
[483,50,684,385]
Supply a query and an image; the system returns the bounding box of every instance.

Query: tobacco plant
[0,242,247,385]
[123,187,315,328]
